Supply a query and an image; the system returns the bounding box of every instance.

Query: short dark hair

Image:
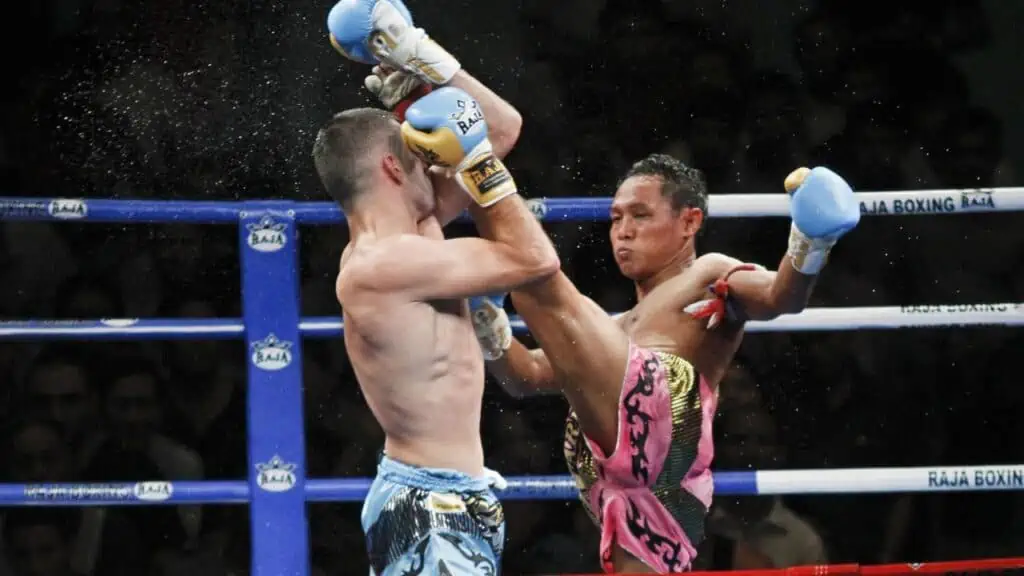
[105,357,166,396]
[311,108,413,208]
[24,346,94,392]
[619,153,708,213]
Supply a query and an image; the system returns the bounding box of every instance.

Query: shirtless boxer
[321,1,560,573]
[463,157,861,573]
[327,1,859,572]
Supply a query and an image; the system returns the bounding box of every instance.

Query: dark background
[1,0,1023,574]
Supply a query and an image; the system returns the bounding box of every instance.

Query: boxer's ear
[381,154,405,186]
[678,206,704,238]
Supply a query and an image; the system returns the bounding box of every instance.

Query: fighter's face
[715,407,783,470]
[391,131,436,217]
[407,155,435,209]
[610,176,697,280]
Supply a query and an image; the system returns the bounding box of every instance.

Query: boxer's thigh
[510,271,630,455]
[380,531,499,576]
[366,483,505,575]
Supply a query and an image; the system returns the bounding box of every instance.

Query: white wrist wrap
[472,301,512,361]
[787,223,835,275]
[455,141,518,208]
[369,3,461,85]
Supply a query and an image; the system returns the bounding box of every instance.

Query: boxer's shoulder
[643,254,738,305]
[336,234,421,301]
[692,252,760,279]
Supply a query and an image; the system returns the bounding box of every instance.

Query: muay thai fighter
[471,157,860,573]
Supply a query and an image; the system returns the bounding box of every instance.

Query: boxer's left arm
[487,338,561,398]
[427,71,522,226]
[691,166,859,322]
[693,253,815,320]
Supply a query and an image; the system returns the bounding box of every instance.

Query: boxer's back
[337,238,485,476]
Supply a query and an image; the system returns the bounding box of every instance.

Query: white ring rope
[0,302,1018,339]
[707,187,1021,217]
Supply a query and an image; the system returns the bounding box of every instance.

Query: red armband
[685,264,758,328]
[392,84,434,122]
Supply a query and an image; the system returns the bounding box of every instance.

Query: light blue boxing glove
[469,295,511,361]
[784,166,860,275]
[402,87,518,207]
[327,0,461,85]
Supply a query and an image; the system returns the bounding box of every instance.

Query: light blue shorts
[361,455,505,575]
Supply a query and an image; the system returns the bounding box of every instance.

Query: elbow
[530,245,561,281]
[491,109,523,159]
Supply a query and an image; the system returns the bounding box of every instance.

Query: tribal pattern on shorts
[364,486,504,575]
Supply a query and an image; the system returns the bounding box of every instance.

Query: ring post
[239,204,310,576]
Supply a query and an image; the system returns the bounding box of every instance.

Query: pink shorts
[564,342,717,573]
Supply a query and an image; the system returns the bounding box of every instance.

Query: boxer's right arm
[487,340,559,398]
[329,0,523,224]
[364,67,520,227]
[444,71,521,158]
[468,295,559,396]
[345,233,558,301]
[330,0,522,158]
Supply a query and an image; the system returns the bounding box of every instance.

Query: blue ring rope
[3,194,1023,576]
[5,465,1023,506]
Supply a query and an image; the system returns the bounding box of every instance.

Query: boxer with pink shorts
[472,156,856,572]
[564,344,717,573]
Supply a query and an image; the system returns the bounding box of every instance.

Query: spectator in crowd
[3,508,78,576]
[23,353,103,472]
[161,299,246,481]
[81,359,202,563]
[698,366,828,569]
[2,421,146,576]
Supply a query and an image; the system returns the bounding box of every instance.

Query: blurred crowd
[2,0,1023,574]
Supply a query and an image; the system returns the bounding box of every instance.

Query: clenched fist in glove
[469,295,512,361]
[401,87,517,207]
[784,166,860,275]
[364,65,432,122]
[327,0,461,85]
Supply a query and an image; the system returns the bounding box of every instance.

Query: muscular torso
[615,255,745,387]
[337,219,485,475]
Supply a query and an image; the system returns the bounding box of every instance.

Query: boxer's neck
[346,188,420,237]
[634,251,696,301]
